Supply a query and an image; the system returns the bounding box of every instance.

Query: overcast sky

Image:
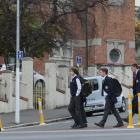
[136,0,140,6]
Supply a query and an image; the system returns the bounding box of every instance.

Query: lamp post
[15,0,20,124]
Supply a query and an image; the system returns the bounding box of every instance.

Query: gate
[33,81,45,110]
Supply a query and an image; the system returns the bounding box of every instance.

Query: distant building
[70,0,135,68]
[135,5,140,64]
[0,0,136,74]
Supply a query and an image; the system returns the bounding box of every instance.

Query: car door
[85,77,105,111]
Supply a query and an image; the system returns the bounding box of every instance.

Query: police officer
[94,68,124,128]
[68,67,87,129]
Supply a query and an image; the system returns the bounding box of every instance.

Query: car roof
[84,76,103,80]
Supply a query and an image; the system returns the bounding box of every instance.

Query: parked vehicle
[33,71,45,87]
[84,76,127,116]
[0,64,6,71]
[0,63,45,86]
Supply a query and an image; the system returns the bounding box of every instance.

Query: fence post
[137,93,140,126]
[127,93,134,128]
[38,98,45,126]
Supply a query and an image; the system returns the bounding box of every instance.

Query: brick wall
[0,56,4,64]
[0,0,136,71]
[73,0,135,66]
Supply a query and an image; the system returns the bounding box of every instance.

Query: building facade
[71,0,135,68]
[0,0,135,74]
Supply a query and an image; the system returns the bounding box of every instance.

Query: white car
[0,64,6,71]
[33,71,45,87]
[84,76,127,116]
[0,63,45,86]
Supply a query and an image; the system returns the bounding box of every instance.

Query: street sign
[17,51,24,60]
[76,56,82,66]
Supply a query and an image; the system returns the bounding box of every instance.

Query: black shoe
[84,123,88,127]
[71,123,78,128]
[113,123,124,128]
[74,124,87,129]
[122,118,128,123]
[94,122,104,128]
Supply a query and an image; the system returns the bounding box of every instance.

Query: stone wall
[0,58,33,113]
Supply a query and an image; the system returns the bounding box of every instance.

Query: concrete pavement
[0,107,71,129]
[0,106,139,130]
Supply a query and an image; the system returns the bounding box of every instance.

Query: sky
[136,0,140,6]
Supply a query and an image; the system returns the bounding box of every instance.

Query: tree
[0,0,108,64]
[136,21,140,47]
[136,7,140,51]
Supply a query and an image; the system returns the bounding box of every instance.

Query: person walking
[122,63,140,122]
[94,68,124,128]
[68,67,87,129]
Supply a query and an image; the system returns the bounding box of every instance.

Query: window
[108,0,124,6]
[109,49,121,63]
[90,79,99,91]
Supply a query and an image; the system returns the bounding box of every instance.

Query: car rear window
[89,79,99,91]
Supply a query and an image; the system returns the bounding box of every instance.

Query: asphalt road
[1,128,140,140]
[1,112,140,140]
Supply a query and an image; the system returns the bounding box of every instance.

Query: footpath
[1,107,139,130]
[0,107,71,129]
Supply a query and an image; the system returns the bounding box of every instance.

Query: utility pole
[15,0,20,124]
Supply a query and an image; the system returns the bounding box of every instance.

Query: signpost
[76,56,82,67]
[17,51,24,60]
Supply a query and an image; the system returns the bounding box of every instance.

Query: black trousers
[68,96,87,125]
[100,96,123,125]
[81,97,87,124]
[132,95,138,115]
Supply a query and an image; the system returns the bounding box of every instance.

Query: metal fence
[33,82,45,110]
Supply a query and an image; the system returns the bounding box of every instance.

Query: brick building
[71,0,135,68]
[0,0,135,74]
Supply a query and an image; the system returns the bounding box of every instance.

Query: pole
[137,93,140,125]
[127,93,134,128]
[15,0,20,124]
[85,8,88,72]
[38,98,45,125]
[0,117,4,131]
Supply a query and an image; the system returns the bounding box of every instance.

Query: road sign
[17,51,24,60]
[76,56,82,66]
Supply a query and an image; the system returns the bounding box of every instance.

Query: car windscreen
[88,79,99,91]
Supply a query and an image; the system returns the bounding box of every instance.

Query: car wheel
[119,97,127,112]
[86,112,93,117]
